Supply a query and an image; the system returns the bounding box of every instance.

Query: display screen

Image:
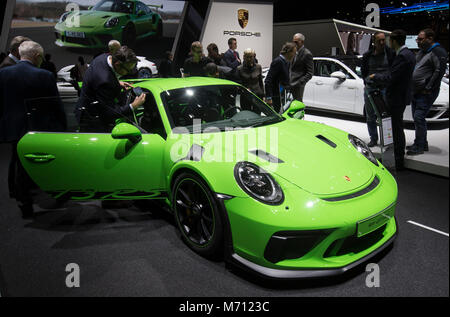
[405,35,419,50]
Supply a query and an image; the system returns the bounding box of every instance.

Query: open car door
[17,97,167,201]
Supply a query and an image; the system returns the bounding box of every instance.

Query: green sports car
[18,77,397,279]
[54,0,163,48]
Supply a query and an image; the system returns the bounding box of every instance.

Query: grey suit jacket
[289,46,314,88]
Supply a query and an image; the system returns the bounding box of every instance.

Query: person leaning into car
[370,30,416,170]
[361,31,395,147]
[0,41,67,218]
[75,46,146,132]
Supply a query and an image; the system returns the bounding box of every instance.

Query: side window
[140,91,166,139]
[136,2,149,14]
[313,60,320,76]
[317,61,352,79]
[317,61,332,77]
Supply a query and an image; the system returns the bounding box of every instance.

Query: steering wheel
[223,106,242,119]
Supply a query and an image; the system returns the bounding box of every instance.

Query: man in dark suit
[290,33,314,102]
[0,36,30,69]
[0,41,67,218]
[76,46,146,132]
[223,38,241,71]
[264,42,297,113]
[370,29,416,170]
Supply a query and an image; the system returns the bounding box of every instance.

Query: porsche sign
[238,9,249,29]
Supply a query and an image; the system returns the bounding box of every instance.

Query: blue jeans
[364,87,387,142]
[411,89,440,149]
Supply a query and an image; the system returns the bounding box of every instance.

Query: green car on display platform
[55,0,163,48]
[18,77,397,279]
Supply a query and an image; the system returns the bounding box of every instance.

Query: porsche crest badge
[238,9,249,29]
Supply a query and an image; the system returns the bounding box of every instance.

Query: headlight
[348,134,379,166]
[105,17,120,28]
[234,162,284,205]
[59,12,70,23]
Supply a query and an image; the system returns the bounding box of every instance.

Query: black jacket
[413,44,448,93]
[361,46,396,85]
[223,49,241,70]
[76,54,132,130]
[373,47,416,107]
[264,55,290,99]
[0,61,66,142]
[289,46,314,88]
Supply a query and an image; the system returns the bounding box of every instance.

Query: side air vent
[316,135,336,148]
[249,150,284,163]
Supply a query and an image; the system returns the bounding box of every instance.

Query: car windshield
[161,85,284,133]
[93,0,134,14]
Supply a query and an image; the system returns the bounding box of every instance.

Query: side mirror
[137,10,145,16]
[88,6,92,10]
[283,100,306,120]
[330,71,347,81]
[112,123,142,143]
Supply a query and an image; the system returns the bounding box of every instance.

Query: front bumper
[54,25,122,49]
[230,230,396,279]
[222,166,398,279]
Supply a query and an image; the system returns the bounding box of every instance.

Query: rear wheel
[138,67,153,78]
[172,172,224,258]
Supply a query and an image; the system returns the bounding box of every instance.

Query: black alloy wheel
[172,172,224,258]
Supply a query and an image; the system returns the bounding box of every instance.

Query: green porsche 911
[54,0,163,48]
[18,77,397,279]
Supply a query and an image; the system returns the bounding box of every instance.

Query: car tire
[138,67,153,78]
[172,172,224,259]
[123,24,136,47]
[156,21,163,39]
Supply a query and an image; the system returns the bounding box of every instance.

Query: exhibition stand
[305,113,449,178]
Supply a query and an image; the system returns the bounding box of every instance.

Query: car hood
[197,119,374,196]
[67,10,126,27]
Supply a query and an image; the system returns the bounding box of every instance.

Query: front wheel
[172,172,224,258]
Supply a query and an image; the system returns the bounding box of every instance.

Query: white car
[57,55,158,82]
[263,57,449,123]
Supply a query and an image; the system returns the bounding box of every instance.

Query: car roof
[134,77,238,92]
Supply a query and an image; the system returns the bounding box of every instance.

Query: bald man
[290,33,314,102]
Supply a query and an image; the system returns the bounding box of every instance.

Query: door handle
[347,86,356,90]
[24,154,56,163]
[315,81,323,85]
